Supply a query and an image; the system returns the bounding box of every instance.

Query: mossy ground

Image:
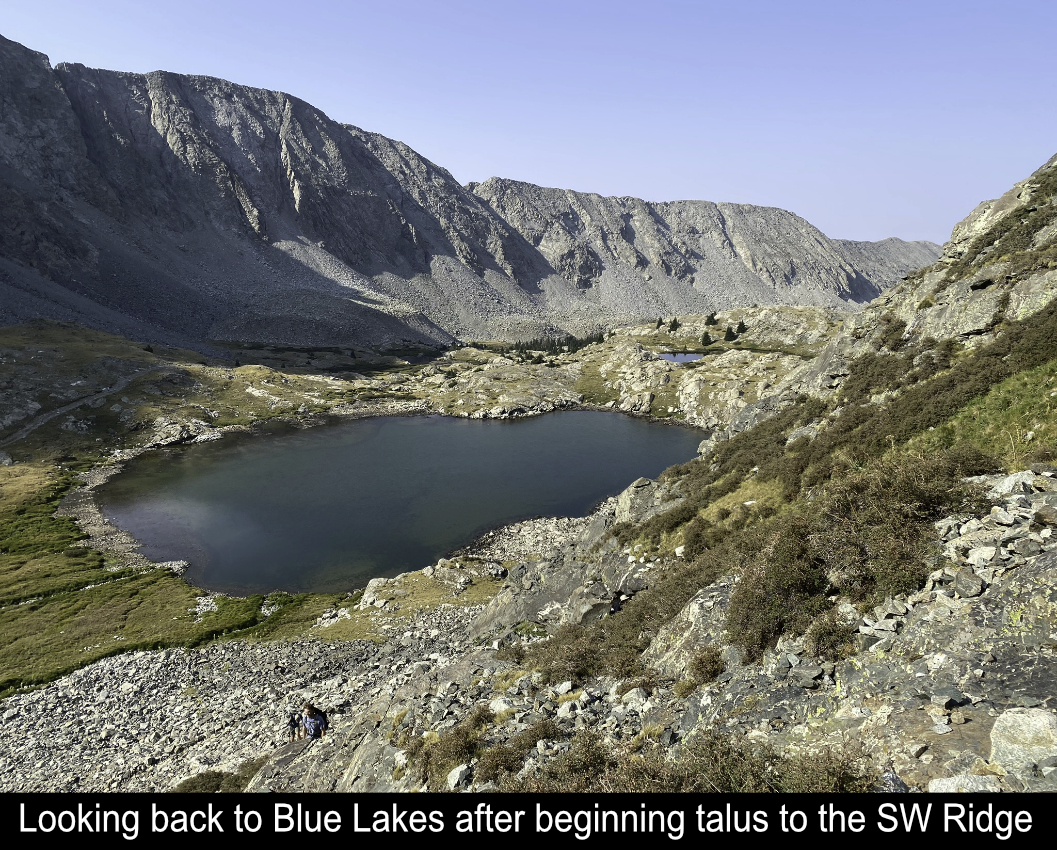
[906,356,1057,469]
[0,322,455,695]
[0,462,279,694]
[0,462,271,693]
[573,361,619,406]
[696,478,787,527]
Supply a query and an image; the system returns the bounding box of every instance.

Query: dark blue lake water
[97,412,702,594]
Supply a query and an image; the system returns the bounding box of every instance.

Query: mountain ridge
[0,33,938,350]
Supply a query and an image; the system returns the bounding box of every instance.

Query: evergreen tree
[656,317,664,329]
[704,312,718,326]
[701,331,712,346]
[736,319,747,334]
[668,317,681,333]
[724,325,737,342]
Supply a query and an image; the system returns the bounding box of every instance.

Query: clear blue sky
[5,0,1055,243]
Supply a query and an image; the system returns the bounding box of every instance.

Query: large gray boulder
[615,477,682,525]
[990,708,1057,772]
[642,577,736,680]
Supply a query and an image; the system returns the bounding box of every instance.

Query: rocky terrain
[0,606,477,792]
[255,467,1057,793]
[2,469,1055,793]
[0,33,937,352]
[473,178,938,311]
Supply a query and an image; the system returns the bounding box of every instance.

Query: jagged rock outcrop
[691,151,1057,452]
[472,177,939,314]
[0,33,937,350]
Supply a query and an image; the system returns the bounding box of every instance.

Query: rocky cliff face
[690,152,1057,450]
[472,178,939,315]
[0,34,937,350]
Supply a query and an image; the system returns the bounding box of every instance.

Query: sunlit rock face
[0,34,937,351]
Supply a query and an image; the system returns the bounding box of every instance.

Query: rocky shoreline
[53,396,432,575]
[0,397,623,792]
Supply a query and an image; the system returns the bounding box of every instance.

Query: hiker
[302,703,328,740]
[287,711,303,742]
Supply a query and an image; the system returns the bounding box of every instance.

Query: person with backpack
[302,703,328,740]
[287,711,303,742]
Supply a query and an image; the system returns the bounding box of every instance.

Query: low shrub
[688,645,724,684]
[476,744,522,783]
[504,729,875,793]
[413,704,495,790]
[726,448,989,659]
[475,718,562,783]
[804,610,857,661]
[169,756,267,793]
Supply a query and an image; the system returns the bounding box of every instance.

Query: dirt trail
[0,367,162,448]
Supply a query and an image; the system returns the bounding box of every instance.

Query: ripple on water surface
[97,412,703,594]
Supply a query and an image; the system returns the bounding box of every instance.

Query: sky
[4,0,1056,244]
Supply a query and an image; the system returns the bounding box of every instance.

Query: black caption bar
[6,793,1049,844]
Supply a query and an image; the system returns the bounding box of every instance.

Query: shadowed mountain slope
[0,34,938,350]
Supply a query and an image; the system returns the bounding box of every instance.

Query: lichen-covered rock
[928,774,1002,793]
[990,709,1057,772]
[642,578,735,680]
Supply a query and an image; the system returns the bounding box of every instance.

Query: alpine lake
[97,412,704,595]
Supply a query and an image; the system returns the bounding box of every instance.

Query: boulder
[615,478,656,523]
[790,664,823,689]
[446,763,472,790]
[1034,504,1057,525]
[1010,537,1041,557]
[621,688,648,708]
[990,708,1057,772]
[988,471,1037,497]
[927,774,1001,793]
[953,568,984,598]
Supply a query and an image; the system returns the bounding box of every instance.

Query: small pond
[658,353,703,363]
[97,412,703,595]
